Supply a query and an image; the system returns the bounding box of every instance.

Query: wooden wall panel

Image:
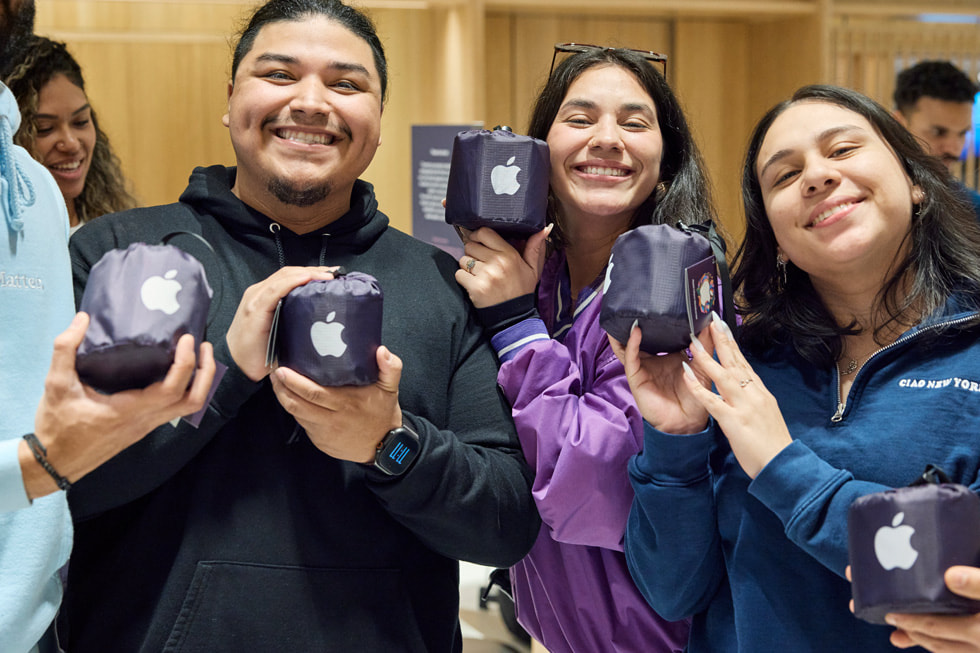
[32,0,978,239]
[367,4,484,233]
[675,20,751,241]
[35,1,245,208]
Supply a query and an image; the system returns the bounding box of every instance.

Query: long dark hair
[3,35,137,222]
[527,48,715,248]
[231,0,387,105]
[735,84,980,366]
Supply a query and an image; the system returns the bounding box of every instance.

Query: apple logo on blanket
[140,270,182,315]
[310,311,348,358]
[491,156,521,196]
[874,512,919,571]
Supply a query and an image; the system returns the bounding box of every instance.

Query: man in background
[894,60,980,218]
[0,2,215,651]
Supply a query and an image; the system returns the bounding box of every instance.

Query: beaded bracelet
[22,433,71,492]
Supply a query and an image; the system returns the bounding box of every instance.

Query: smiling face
[756,100,917,287]
[223,15,383,231]
[33,73,96,223]
[545,64,663,238]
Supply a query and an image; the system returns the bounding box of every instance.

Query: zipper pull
[831,402,845,423]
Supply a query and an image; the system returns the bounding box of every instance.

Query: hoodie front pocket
[164,561,428,652]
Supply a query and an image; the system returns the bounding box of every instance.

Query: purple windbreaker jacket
[492,252,689,653]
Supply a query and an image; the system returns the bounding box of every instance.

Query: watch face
[376,428,420,476]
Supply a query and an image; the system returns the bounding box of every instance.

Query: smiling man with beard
[58,1,538,650]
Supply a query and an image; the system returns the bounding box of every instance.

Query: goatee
[267,177,330,208]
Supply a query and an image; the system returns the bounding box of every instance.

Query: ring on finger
[739,378,753,388]
[465,258,477,273]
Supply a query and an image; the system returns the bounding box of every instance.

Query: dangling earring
[654,181,669,203]
[776,254,788,289]
[912,186,926,218]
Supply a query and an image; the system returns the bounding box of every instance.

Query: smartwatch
[373,423,420,476]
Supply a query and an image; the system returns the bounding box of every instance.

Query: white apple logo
[603,254,615,293]
[140,269,182,315]
[874,512,919,571]
[310,311,348,358]
[490,156,521,195]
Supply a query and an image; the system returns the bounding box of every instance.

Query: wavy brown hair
[3,35,137,222]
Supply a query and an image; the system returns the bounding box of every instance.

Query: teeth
[50,161,81,171]
[277,129,333,145]
[582,166,628,177]
[812,202,853,226]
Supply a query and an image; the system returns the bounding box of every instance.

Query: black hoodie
[60,166,539,652]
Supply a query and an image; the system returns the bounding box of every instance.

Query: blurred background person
[4,35,136,233]
[893,59,980,219]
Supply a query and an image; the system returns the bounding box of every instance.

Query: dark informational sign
[411,124,479,259]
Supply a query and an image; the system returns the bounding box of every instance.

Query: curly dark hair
[735,84,980,367]
[526,47,716,249]
[894,60,979,114]
[3,35,137,223]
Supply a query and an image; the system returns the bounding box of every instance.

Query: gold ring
[466,258,476,273]
[739,379,752,388]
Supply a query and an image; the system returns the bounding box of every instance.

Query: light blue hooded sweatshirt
[0,81,75,652]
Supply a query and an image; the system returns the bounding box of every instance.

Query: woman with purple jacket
[454,45,714,652]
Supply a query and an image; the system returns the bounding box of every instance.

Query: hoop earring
[776,254,788,289]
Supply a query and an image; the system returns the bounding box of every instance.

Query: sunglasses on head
[549,42,668,80]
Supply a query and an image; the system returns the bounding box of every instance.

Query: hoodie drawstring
[268,224,331,269]
[1,114,36,233]
[269,222,285,268]
[319,233,330,267]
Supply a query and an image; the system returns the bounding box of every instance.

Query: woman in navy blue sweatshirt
[614,85,980,652]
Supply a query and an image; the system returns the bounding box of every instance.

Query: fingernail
[884,614,897,626]
[545,223,555,236]
[689,334,705,353]
[712,311,733,338]
[681,361,696,381]
[952,570,969,589]
[631,319,639,332]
